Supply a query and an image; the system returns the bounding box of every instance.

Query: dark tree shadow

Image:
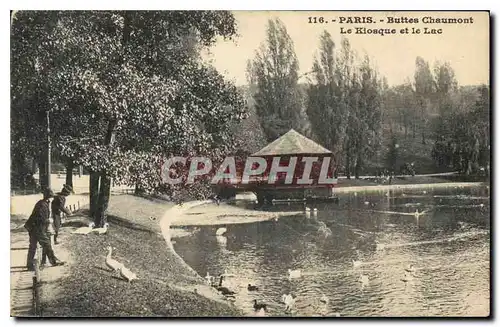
[62,220,90,228]
[107,215,155,234]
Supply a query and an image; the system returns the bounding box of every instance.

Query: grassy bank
[40,195,242,317]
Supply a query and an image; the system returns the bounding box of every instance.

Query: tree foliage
[247,18,307,142]
[307,34,382,178]
[11,11,246,221]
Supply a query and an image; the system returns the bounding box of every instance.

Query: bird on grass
[320,294,329,304]
[105,246,124,272]
[72,222,95,235]
[119,266,138,283]
[248,284,259,291]
[93,222,109,235]
[253,299,267,312]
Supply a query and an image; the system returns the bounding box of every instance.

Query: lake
[172,186,490,317]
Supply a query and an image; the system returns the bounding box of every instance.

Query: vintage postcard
[10,10,490,318]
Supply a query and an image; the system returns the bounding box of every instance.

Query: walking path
[10,193,82,317]
[10,232,34,317]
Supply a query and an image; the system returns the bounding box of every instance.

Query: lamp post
[46,110,51,190]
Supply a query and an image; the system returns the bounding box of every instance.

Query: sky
[203,11,490,87]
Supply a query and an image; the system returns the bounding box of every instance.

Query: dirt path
[10,216,79,317]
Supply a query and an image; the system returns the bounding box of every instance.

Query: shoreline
[333,181,486,194]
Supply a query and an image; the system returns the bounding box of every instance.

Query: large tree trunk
[38,156,47,190]
[95,170,112,227]
[93,119,118,227]
[65,159,74,188]
[89,171,100,218]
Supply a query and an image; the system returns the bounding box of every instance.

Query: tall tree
[413,56,434,144]
[248,18,305,141]
[307,31,347,165]
[353,55,382,178]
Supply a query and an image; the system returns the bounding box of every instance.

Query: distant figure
[50,184,73,245]
[24,189,65,270]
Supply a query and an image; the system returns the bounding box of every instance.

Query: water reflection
[173,187,490,317]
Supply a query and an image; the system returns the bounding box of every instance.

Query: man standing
[24,188,65,271]
[51,184,73,245]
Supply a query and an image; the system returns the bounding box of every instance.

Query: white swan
[119,266,138,282]
[93,223,109,235]
[288,269,301,279]
[305,207,311,212]
[105,246,124,272]
[283,294,295,312]
[216,227,227,236]
[359,274,369,288]
[320,294,329,304]
[313,208,318,213]
[71,222,95,235]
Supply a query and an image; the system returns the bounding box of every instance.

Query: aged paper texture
[10,10,490,318]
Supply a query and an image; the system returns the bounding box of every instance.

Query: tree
[11,11,247,225]
[353,55,382,178]
[413,56,434,144]
[247,18,306,142]
[307,31,347,163]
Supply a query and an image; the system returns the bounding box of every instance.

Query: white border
[2,1,496,327]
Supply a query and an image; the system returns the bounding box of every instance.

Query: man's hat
[61,184,73,195]
[43,188,55,199]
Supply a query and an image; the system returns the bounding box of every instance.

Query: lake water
[172,186,490,317]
